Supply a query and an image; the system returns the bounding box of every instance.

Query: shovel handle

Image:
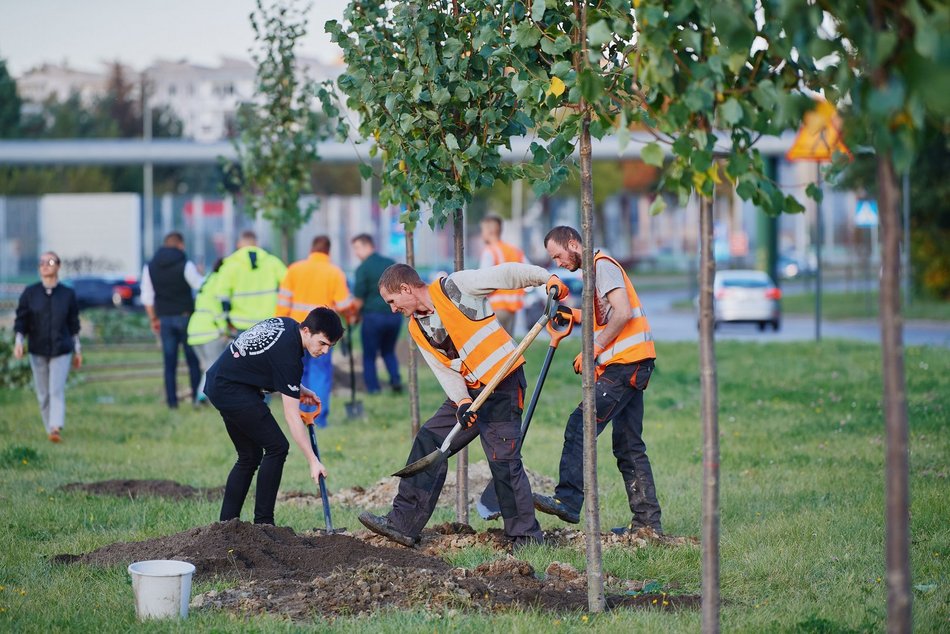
[435,287,559,455]
[305,416,334,532]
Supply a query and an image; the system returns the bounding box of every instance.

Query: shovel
[301,409,345,534]
[344,323,365,419]
[392,286,561,478]
[476,304,575,520]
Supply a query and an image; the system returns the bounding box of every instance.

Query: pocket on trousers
[479,391,514,423]
[594,375,626,423]
[482,419,522,461]
[629,360,655,391]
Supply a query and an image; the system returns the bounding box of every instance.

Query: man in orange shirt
[276,235,355,427]
[479,214,527,334]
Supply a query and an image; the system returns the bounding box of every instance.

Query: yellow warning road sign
[786,100,851,163]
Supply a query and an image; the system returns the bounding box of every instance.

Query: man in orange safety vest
[478,214,527,334]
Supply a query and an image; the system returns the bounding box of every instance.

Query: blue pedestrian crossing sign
[855,199,878,228]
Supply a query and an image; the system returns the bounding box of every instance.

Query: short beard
[567,251,582,271]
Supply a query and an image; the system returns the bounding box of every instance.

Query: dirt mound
[53,519,445,581]
[55,520,699,618]
[60,479,222,500]
[283,460,557,510]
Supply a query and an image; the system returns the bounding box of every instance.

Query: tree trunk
[281,227,293,264]
[698,194,720,633]
[878,155,912,633]
[405,229,421,438]
[453,208,469,525]
[580,112,605,613]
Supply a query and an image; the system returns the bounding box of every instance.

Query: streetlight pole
[142,72,154,261]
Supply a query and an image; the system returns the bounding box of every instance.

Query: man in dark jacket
[141,232,203,408]
[350,233,402,393]
[14,251,82,442]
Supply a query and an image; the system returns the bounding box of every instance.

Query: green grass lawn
[672,291,950,321]
[1,339,947,632]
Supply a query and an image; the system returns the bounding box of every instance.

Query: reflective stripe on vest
[593,252,656,370]
[409,278,524,388]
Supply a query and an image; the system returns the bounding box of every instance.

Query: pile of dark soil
[54,520,699,619]
[60,479,221,500]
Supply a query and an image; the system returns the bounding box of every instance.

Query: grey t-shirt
[594,258,625,323]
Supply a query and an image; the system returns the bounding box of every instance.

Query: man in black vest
[141,232,203,408]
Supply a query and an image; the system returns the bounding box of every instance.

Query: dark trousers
[360,311,402,392]
[219,400,290,525]
[389,369,541,541]
[555,359,662,531]
[159,314,201,408]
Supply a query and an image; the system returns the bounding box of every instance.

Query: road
[639,287,950,348]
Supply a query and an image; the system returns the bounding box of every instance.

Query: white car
[700,269,782,331]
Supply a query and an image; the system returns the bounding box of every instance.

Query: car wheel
[757,322,766,332]
[771,320,781,331]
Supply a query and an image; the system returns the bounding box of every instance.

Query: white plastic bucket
[128,559,196,620]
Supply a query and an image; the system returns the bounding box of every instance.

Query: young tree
[233,0,327,262]
[785,2,949,630]
[327,0,552,522]
[629,3,816,629]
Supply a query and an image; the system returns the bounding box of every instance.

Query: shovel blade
[345,400,365,419]
[392,448,448,477]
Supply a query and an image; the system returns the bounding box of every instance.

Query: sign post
[786,100,851,343]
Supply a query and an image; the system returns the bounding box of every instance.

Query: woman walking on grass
[13,251,82,443]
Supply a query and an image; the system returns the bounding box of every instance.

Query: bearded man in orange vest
[478,214,527,334]
[358,262,567,549]
[533,225,663,535]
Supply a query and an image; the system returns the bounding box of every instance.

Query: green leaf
[578,69,604,101]
[541,34,572,56]
[641,142,664,167]
[444,133,460,151]
[454,86,471,102]
[531,0,546,22]
[432,87,451,106]
[806,182,823,204]
[551,60,572,77]
[648,196,667,216]
[588,20,613,47]
[358,163,374,180]
[720,98,743,125]
[512,22,542,48]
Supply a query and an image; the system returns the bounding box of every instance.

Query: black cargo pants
[389,368,542,541]
[554,359,662,531]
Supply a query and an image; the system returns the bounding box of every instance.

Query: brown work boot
[533,494,580,524]
[48,428,62,443]
[358,512,417,548]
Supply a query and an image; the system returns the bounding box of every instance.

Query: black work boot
[532,494,580,524]
[610,520,664,537]
[358,512,417,547]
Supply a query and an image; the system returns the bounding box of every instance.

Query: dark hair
[351,233,374,248]
[163,231,185,246]
[544,226,582,249]
[300,306,344,342]
[378,263,426,292]
[311,235,331,254]
[481,214,503,232]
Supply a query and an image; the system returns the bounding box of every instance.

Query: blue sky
[0,0,348,75]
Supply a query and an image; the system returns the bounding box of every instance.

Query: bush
[0,328,33,390]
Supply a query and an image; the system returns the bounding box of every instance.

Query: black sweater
[14,282,80,357]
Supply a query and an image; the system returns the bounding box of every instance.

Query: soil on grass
[60,479,222,500]
[282,460,557,510]
[54,520,699,619]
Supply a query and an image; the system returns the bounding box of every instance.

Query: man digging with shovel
[204,307,344,525]
[359,263,568,549]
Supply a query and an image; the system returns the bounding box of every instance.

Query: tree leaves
[641,142,665,167]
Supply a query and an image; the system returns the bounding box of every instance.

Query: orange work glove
[546,275,569,301]
[572,344,605,375]
[455,398,478,429]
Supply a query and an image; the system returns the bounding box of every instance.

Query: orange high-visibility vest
[485,241,526,312]
[276,252,354,322]
[593,251,656,377]
[408,278,525,389]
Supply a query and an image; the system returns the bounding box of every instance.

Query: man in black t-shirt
[204,307,343,525]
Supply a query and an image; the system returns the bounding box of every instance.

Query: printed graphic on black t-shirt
[231,317,286,357]
[204,317,304,409]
